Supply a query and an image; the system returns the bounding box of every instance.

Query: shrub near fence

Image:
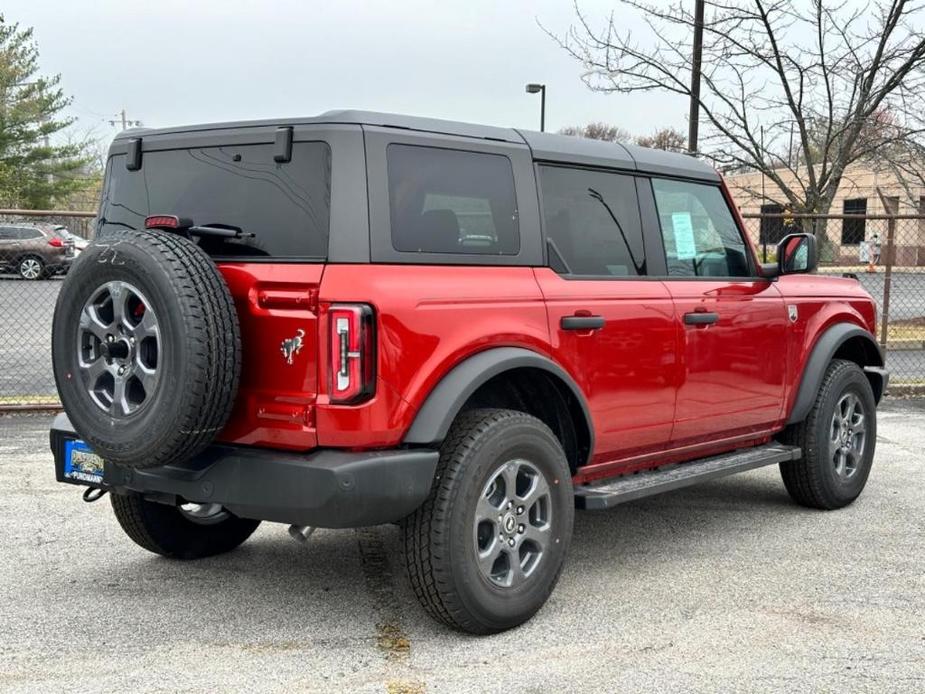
[0,210,922,410]
[0,210,96,408]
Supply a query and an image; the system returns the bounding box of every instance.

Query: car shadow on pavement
[66,470,803,638]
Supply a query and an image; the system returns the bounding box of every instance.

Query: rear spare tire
[52,229,241,468]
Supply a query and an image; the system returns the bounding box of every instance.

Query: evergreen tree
[0,15,92,208]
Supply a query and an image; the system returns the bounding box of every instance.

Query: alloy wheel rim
[77,280,161,417]
[473,458,553,588]
[20,258,41,279]
[829,391,866,480]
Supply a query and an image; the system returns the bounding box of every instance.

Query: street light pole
[525,83,546,132]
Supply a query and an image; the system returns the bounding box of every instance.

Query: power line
[108,108,143,130]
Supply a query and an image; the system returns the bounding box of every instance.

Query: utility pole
[687,0,705,154]
[109,108,142,130]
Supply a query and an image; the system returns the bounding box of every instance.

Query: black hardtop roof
[113,109,719,182]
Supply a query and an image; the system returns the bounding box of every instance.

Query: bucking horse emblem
[281,329,305,365]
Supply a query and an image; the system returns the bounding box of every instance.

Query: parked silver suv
[0,223,75,279]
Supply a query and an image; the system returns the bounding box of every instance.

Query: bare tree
[547,1,925,222]
[558,121,633,142]
[635,126,687,152]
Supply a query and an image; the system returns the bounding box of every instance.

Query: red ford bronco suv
[50,111,887,634]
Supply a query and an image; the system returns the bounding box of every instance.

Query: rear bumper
[50,414,439,529]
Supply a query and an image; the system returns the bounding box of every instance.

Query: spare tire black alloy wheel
[52,230,241,469]
[78,281,160,416]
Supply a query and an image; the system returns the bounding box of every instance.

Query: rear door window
[387,144,519,255]
[538,165,646,276]
[99,142,332,259]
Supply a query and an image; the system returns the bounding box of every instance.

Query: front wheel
[779,359,877,510]
[402,408,574,634]
[111,494,260,559]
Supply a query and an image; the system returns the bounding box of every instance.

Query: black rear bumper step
[575,443,801,510]
[49,414,440,529]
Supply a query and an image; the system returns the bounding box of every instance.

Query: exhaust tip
[288,524,316,543]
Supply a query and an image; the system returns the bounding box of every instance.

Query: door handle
[683,311,719,326]
[561,315,605,331]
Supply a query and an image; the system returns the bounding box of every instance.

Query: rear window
[387,144,519,255]
[99,142,332,259]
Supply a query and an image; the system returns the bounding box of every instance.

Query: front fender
[787,323,885,425]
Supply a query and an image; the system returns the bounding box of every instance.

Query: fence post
[875,190,896,355]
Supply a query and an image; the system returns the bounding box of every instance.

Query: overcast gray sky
[9,0,686,143]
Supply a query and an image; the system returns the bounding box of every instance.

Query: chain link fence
[0,210,96,409]
[0,209,922,410]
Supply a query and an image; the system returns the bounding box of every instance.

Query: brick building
[725,163,925,266]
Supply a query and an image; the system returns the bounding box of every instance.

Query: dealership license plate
[63,440,105,485]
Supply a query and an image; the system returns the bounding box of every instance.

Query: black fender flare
[403,347,594,460]
[787,323,886,425]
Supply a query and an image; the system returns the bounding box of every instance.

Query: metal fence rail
[0,210,922,410]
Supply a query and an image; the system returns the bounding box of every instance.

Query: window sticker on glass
[671,212,697,260]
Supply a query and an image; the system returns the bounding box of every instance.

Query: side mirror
[777,233,817,275]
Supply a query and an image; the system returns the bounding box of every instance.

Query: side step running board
[575,443,801,510]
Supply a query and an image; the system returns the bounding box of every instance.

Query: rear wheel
[110,494,260,560]
[402,409,574,634]
[18,255,44,280]
[779,359,877,509]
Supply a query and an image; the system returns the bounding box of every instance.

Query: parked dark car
[0,223,75,279]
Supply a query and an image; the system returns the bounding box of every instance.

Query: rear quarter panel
[316,264,551,447]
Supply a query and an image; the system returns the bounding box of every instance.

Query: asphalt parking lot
[1,400,923,693]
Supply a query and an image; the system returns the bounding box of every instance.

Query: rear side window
[387,144,519,255]
[652,178,751,277]
[538,165,645,276]
[17,228,42,240]
[99,142,331,259]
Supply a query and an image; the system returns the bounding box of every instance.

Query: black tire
[110,494,260,559]
[402,408,574,634]
[51,230,241,468]
[18,255,45,280]
[778,359,877,510]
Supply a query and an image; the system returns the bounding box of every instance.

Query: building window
[759,203,785,244]
[841,198,867,245]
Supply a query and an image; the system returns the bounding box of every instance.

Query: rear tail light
[145,215,182,229]
[47,237,64,247]
[328,304,375,404]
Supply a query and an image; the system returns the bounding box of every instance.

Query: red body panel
[213,240,878,487]
[216,263,324,450]
[533,268,677,467]
[315,265,551,448]
[666,279,788,446]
